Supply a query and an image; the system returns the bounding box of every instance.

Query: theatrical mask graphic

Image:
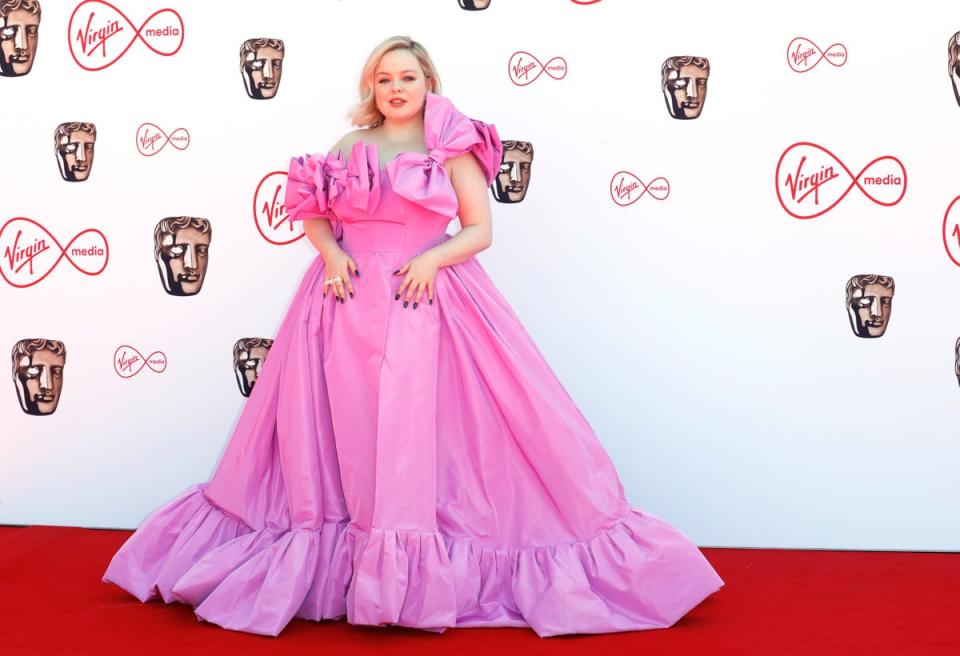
[0,0,40,77]
[845,274,895,338]
[955,337,960,388]
[949,32,960,106]
[492,140,532,203]
[54,122,96,182]
[459,0,492,9]
[234,337,274,397]
[12,338,65,416]
[241,37,283,99]
[661,55,710,120]
[154,216,211,296]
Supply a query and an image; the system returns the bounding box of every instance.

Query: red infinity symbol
[508,50,568,86]
[610,172,670,205]
[114,345,168,378]
[136,122,190,156]
[68,0,184,72]
[787,37,847,73]
[0,217,109,288]
[775,142,907,220]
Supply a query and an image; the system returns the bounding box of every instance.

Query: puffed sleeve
[466,118,504,187]
[284,152,345,239]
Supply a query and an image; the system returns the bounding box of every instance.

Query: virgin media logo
[136,122,190,156]
[941,196,960,268]
[775,142,906,219]
[787,37,847,73]
[508,51,567,86]
[114,345,168,378]
[68,0,184,71]
[610,172,670,205]
[254,171,303,246]
[1,217,109,288]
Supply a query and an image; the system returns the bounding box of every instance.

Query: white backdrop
[2,0,959,550]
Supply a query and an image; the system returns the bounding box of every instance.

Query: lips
[389,98,406,106]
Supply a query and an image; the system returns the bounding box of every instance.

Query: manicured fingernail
[395,293,400,300]
[413,302,418,309]
[429,299,433,305]
[349,291,353,298]
[355,269,360,276]
[392,269,399,274]
[403,301,409,308]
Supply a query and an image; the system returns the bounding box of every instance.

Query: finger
[350,259,360,278]
[397,275,410,300]
[413,282,425,307]
[345,271,355,298]
[335,279,345,303]
[427,280,434,304]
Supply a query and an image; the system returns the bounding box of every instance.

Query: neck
[378,112,424,144]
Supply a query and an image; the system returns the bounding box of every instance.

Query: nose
[508,162,521,183]
[39,366,52,391]
[14,27,26,51]
[687,80,699,99]
[76,145,86,162]
[263,60,274,79]
[183,245,196,270]
[870,297,882,318]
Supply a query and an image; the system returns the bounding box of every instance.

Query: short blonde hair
[348,36,442,128]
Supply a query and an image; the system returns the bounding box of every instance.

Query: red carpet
[1,524,958,655]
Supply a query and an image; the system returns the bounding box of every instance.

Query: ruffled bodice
[284,91,503,251]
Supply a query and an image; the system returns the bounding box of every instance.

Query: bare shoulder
[329,128,366,156]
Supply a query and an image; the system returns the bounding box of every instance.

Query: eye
[857,298,871,307]
[273,59,282,66]
[1,27,14,38]
[520,162,531,170]
[882,298,891,305]
[251,60,264,69]
[27,26,38,36]
[25,366,39,377]
[64,144,77,153]
[674,79,687,88]
[168,245,185,256]
[197,245,209,255]
[499,163,510,172]
[697,79,707,86]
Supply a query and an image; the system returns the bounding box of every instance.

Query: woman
[102,35,724,638]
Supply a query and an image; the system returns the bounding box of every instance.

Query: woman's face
[374,48,429,123]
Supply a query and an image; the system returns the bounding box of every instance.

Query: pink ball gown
[102,91,723,637]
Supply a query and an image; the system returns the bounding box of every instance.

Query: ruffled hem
[102,483,723,638]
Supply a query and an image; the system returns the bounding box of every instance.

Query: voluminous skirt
[102,240,724,637]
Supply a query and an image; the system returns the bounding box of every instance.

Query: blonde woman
[104,35,723,638]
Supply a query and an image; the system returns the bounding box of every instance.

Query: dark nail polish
[395,293,400,300]
[355,269,360,276]
[392,269,399,274]
[429,299,433,305]
[403,301,409,308]
[413,302,418,309]
[349,291,353,298]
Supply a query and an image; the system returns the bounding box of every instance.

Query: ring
[324,275,342,285]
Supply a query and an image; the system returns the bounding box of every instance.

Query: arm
[301,133,353,260]
[425,150,493,266]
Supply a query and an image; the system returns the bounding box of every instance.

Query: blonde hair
[348,36,442,128]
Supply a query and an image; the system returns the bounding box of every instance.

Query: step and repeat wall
[2,0,959,550]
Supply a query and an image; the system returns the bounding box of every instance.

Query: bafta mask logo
[955,337,960,387]
[846,274,895,338]
[233,337,273,396]
[241,37,283,99]
[0,0,40,77]
[55,122,96,182]
[459,0,491,8]
[12,337,64,416]
[661,55,710,120]
[492,140,532,204]
[949,32,960,106]
[154,216,211,296]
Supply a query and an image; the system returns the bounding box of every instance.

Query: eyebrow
[376,69,417,75]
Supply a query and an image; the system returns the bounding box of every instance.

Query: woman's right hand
[321,245,359,303]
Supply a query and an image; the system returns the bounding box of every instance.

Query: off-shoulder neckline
[339,137,430,173]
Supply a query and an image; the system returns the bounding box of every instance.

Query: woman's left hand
[394,251,440,309]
